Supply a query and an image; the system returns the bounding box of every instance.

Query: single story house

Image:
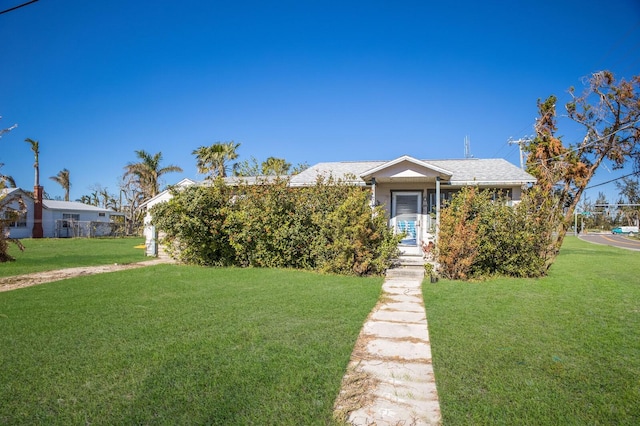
[2,187,124,238]
[142,156,536,256]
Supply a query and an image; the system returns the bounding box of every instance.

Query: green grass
[0,237,146,277]
[423,236,640,425]
[0,266,382,425]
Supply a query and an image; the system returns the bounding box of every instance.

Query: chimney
[32,185,44,238]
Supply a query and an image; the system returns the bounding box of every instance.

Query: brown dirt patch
[0,258,172,292]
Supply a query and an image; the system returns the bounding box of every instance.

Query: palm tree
[124,150,183,200]
[49,168,71,201]
[24,138,44,238]
[192,141,240,179]
[261,157,291,175]
[77,195,92,205]
[24,138,40,187]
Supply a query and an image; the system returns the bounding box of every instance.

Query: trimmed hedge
[150,177,401,276]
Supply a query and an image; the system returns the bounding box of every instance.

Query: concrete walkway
[335,266,441,425]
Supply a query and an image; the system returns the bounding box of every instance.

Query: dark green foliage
[150,177,400,275]
[438,187,550,279]
[150,180,235,266]
[311,185,399,275]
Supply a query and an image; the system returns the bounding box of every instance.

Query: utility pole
[508,136,533,169]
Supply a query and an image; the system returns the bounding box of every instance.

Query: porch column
[435,177,441,242]
[370,178,376,209]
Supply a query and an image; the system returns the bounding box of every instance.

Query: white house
[2,188,124,238]
[141,156,536,256]
[290,156,535,254]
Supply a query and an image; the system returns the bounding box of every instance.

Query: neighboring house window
[62,213,80,228]
[4,211,27,228]
[98,212,105,217]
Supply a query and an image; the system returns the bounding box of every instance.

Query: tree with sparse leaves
[233,156,308,177]
[0,180,25,262]
[525,71,640,269]
[615,177,640,226]
[0,163,16,188]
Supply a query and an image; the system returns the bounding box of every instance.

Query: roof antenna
[464,135,473,158]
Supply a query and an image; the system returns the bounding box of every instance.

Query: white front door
[392,192,422,254]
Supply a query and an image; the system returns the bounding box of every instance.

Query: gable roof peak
[360,155,454,181]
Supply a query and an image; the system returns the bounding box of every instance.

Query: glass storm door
[392,192,421,246]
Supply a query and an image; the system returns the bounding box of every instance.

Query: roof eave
[443,180,536,186]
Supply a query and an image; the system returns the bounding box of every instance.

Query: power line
[0,0,39,15]
[585,170,640,190]
[596,20,640,69]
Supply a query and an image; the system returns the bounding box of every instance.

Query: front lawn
[423,236,640,425]
[0,237,146,277]
[0,266,381,425]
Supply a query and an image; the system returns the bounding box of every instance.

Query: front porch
[360,156,451,257]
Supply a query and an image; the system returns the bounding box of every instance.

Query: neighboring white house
[140,178,198,256]
[141,156,536,256]
[2,188,124,238]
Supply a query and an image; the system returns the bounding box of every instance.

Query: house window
[4,211,27,228]
[492,189,513,202]
[427,189,458,213]
[427,188,513,212]
[98,212,105,217]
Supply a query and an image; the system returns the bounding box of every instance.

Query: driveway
[578,233,640,251]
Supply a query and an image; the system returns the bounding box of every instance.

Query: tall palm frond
[49,168,71,201]
[192,141,240,179]
[24,138,40,186]
[124,150,183,199]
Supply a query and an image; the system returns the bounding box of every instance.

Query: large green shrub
[438,187,549,279]
[436,187,480,280]
[311,184,398,275]
[150,176,400,276]
[150,181,234,266]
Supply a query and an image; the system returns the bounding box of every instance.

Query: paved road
[578,233,640,251]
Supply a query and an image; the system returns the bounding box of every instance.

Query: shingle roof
[42,199,116,213]
[3,188,122,214]
[290,158,535,186]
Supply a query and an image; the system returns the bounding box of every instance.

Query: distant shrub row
[150,177,401,276]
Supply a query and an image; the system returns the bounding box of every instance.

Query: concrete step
[386,265,425,280]
[397,254,425,267]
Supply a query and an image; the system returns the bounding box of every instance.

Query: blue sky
[1,0,639,204]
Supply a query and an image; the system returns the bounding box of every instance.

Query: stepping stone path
[334,266,441,425]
